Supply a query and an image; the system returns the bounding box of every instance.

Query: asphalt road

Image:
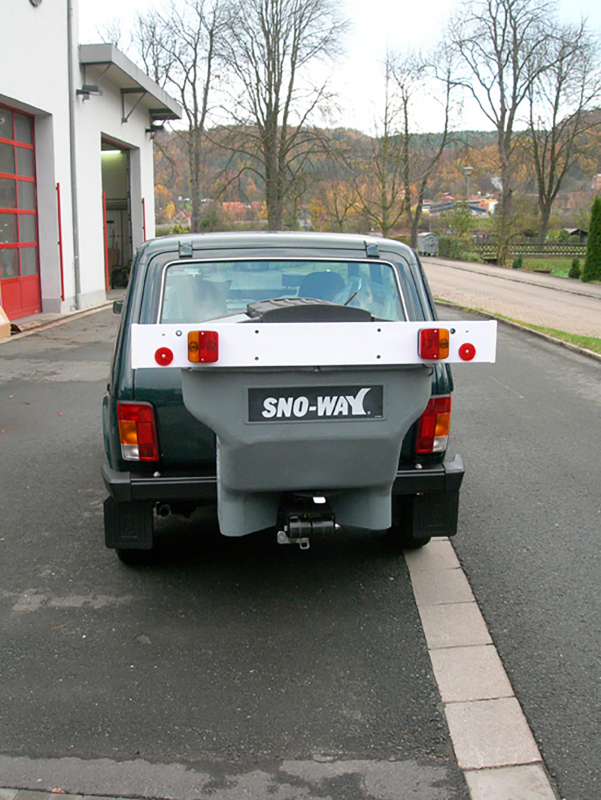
[2,299,600,800]
[0,311,467,799]
[441,310,601,800]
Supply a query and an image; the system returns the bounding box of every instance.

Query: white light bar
[131,320,497,369]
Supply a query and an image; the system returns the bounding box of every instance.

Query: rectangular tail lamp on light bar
[131,321,497,369]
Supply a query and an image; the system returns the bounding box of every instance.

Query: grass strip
[520,258,574,278]
[495,315,601,355]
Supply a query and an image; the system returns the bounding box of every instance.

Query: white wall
[73,74,154,307]
[1,1,162,317]
[0,0,75,313]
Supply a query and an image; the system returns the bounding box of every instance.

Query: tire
[387,495,431,550]
[115,547,152,566]
[387,524,431,550]
[393,529,432,550]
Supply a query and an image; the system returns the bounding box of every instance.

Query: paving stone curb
[404,540,561,800]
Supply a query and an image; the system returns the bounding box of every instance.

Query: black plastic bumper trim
[102,454,464,504]
[392,454,464,495]
[102,464,217,503]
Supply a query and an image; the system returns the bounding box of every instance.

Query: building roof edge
[79,43,182,121]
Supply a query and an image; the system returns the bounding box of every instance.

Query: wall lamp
[146,122,165,138]
[76,85,103,100]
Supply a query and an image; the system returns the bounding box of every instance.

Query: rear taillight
[419,328,450,361]
[117,402,159,461]
[188,330,219,363]
[416,396,451,454]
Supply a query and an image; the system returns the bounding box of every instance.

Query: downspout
[67,0,81,309]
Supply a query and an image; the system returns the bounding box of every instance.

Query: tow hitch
[276,496,336,550]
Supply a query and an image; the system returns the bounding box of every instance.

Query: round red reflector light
[155,347,174,366]
[459,343,476,361]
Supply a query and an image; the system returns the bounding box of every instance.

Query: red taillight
[188,330,219,363]
[419,328,450,361]
[117,402,159,461]
[416,396,452,454]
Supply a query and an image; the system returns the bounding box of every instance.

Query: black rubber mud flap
[412,491,460,538]
[104,497,154,550]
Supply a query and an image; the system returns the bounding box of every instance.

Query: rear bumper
[393,454,464,494]
[102,464,216,503]
[101,454,464,504]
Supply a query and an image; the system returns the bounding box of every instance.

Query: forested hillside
[153,120,601,238]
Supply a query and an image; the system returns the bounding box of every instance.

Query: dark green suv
[103,232,467,562]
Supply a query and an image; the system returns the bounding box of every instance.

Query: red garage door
[0,105,40,320]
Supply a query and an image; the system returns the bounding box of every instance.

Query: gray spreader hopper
[181,363,432,537]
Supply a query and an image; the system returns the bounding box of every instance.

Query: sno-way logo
[248,385,383,422]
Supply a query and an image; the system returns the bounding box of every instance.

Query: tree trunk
[410,210,421,250]
[261,114,285,230]
[380,189,390,238]
[496,131,513,266]
[264,158,284,231]
[538,203,552,244]
[496,189,513,266]
[188,128,202,233]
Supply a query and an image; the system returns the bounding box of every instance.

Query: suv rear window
[159,260,406,323]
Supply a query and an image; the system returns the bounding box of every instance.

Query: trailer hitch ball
[276,501,336,550]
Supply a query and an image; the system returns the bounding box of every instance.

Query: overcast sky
[77,0,601,133]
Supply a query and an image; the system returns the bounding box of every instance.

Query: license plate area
[248,385,383,422]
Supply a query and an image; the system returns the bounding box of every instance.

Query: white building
[0,0,181,323]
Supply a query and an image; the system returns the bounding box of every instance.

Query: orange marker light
[188,330,219,363]
[419,328,450,360]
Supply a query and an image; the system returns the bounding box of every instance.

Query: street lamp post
[463,166,474,205]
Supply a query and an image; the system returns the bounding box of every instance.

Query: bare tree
[221,0,348,230]
[312,179,361,232]
[392,48,457,249]
[133,0,228,232]
[524,22,601,241]
[448,0,556,264]
[134,10,176,86]
[309,149,362,232]
[356,57,406,237]
[97,18,125,49]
